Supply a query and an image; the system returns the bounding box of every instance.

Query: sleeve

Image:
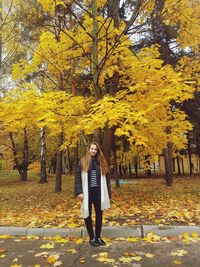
[106,174,112,199]
[74,163,83,196]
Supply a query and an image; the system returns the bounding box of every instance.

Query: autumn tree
[2,0,198,190]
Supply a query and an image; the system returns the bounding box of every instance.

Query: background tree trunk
[0,0,2,86]
[9,131,23,180]
[164,142,173,186]
[102,123,113,166]
[39,127,47,183]
[91,0,100,99]
[134,158,138,178]
[177,156,181,175]
[74,143,79,172]
[21,127,29,181]
[55,132,63,192]
[112,128,120,187]
[181,157,185,175]
[187,132,193,175]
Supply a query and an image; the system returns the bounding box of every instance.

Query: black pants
[84,189,102,240]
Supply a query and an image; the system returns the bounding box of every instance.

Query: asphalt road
[0,235,200,267]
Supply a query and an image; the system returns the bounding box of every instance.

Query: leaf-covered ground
[1,232,200,267]
[0,170,200,228]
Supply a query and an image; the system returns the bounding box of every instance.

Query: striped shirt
[90,158,98,188]
[90,169,98,188]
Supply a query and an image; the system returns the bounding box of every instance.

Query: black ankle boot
[96,237,106,246]
[89,238,100,247]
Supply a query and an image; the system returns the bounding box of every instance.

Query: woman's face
[89,144,98,157]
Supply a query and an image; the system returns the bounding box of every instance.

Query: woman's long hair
[80,141,109,175]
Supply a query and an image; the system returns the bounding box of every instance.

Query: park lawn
[0,170,200,228]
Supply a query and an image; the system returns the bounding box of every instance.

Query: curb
[0,225,200,238]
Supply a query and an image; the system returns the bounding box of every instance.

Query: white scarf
[80,171,110,219]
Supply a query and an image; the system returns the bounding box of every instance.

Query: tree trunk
[0,0,2,84]
[112,128,120,187]
[102,123,113,166]
[9,131,23,180]
[176,156,181,175]
[134,158,138,178]
[55,132,64,192]
[181,157,185,175]
[66,146,73,174]
[164,142,173,186]
[145,155,151,177]
[153,162,156,173]
[128,163,132,177]
[122,165,126,175]
[91,0,100,99]
[187,132,193,175]
[93,128,101,145]
[39,127,47,183]
[119,163,122,176]
[74,143,79,172]
[172,158,175,172]
[21,127,29,181]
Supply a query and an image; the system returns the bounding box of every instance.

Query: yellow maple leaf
[0,254,6,258]
[67,222,78,228]
[0,235,13,239]
[127,237,138,243]
[98,252,108,257]
[40,242,54,249]
[145,253,155,258]
[46,255,59,264]
[183,232,189,239]
[67,248,77,254]
[132,256,142,261]
[173,259,182,265]
[35,252,48,258]
[144,232,161,242]
[191,232,199,239]
[75,238,83,244]
[79,257,86,264]
[171,249,187,256]
[97,257,115,263]
[119,256,133,263]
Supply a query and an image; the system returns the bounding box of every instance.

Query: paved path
[0,235,200,267]
[1,225,200,266]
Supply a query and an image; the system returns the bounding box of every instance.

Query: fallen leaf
[171,249,187,256]
[145,253,155,258]
[0,248,7,253]
[53,261,63,266]
[79,257,86,264]
[132,256,142,261]
[173,259,182,265]
[127,237,138,243]
[191,232,199,238]
[0,254,6,258]
[144,232,161,243]
[35,252,49,258]
[67,248,77,254]
[46,255,59,264]
[119,256,133,263]
[75,238,83,244]
[40,242,54,249]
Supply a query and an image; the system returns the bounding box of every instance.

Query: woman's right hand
[77,193,84,200]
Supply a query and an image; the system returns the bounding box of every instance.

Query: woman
[74,141,111,246]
